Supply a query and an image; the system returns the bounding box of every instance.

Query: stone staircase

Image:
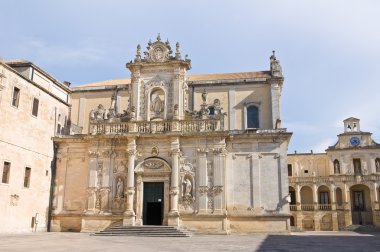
[92,225,192,237]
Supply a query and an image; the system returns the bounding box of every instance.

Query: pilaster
[197,148,208,214]
[212,146,227,214]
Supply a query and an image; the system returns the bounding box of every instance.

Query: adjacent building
[0,60,71,232]
[288,117,380,231]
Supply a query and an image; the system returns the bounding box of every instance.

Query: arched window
[247,106,259,128]
[333,159,340,174]
[375,158,380,173]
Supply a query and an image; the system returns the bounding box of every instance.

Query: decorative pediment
[135,158,171,174]
[146,75,167,88]
[144,34,172,63]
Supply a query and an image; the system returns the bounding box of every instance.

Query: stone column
[330,184,336,210]
[312,184,318,210]
[135,175,143,226]
[372,182,379,210]
[197,148,208,214]
[296,184,301,211]
[123,139,136,226]
[168,138,180,226]
[343,183,352,226]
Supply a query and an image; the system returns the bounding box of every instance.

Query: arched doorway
[134,157,172,226]
[350,184,372,225]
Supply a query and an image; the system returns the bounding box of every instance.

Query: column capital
[126,149,138,157]
[197,148,209,154]
[170,149,181,156]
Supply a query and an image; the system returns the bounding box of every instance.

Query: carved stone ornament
[144,160,163,169]
[10,194,20,206]
[144,34,172,63]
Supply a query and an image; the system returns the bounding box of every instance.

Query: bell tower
[126,34,191,121]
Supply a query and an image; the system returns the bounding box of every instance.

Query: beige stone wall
[193,84,272,130]
[0,63,70,232]
[70,89,130,133]
[288,153,329,177]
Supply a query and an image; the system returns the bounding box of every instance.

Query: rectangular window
[24,167,31,188]
[353,158,362,174]
[32,98,39,117]
[2,162,10,183]
[287,164,293,176]
[12,87,20,107]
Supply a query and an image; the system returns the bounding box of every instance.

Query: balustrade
[89,118,227,135]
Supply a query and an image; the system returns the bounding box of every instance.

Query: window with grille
[2,162,10,184]
[12,87,20,107]
[32,98,39,117]
[24,167,31,188]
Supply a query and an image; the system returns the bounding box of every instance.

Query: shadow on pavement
[257,235,380,252]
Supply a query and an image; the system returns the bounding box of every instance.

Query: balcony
[89,119,224,135]
[301,204,315,211]
[290,204,333,211]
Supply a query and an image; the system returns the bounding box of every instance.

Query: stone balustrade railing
[290,204,332,211]
[301,204,314,211]
[289,174,380,184]
[89,118,224,135]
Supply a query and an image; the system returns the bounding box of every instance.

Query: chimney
[63,81,71,87]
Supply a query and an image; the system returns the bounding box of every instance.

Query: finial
[166,38,170,45]
[157,33,161,41]
[148,39,152,46]
[137,44,141,55]
[270,50,276,60]
[134,44,141,62]
[175,42,181,60]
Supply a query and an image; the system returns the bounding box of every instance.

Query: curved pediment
[135,157,171,175]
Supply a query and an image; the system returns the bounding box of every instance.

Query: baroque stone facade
[288,118,380,231]
[51,35,292,233]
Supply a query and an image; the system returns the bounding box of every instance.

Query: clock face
[350,137,360,146]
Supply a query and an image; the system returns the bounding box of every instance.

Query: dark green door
[143,182,164,225]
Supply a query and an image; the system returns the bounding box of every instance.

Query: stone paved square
[1,232,380,252]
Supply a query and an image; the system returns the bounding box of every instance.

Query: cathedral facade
[50,35,292,233]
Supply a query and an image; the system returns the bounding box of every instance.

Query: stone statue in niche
[183,178,192,197]
[150,89,165,118]
[152,95,163,114]
[116,178,124,198]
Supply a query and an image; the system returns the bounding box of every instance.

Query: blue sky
[1,0,379,153]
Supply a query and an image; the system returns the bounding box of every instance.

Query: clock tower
[328,117,375,149]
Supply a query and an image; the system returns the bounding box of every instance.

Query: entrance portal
[350,185,373,225]
[143,182,164,225]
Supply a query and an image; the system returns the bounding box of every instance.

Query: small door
[143,182,164,225]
